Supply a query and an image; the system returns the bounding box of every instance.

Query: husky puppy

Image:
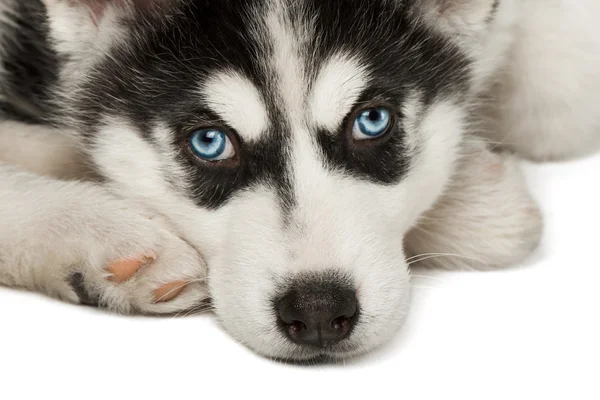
[0,0,597,361]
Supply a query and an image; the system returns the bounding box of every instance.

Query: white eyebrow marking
[202,70,268,141]
[309,53,370,131]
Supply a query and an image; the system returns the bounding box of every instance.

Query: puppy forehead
[201,53,370,141]
[77,0,471,208]
[202,71,268,141]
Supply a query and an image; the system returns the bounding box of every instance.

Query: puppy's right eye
[188,128,237,163]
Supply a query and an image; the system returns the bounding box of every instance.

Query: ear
[41,0,169,58]
[414,0,501,41]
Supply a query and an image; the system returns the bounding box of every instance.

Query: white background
[1,153,599,400]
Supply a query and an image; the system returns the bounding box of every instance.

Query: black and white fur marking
[0,0,597,361]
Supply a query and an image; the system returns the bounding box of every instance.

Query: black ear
[42,0,171,57]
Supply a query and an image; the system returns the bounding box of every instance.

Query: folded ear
[41,0,169,58]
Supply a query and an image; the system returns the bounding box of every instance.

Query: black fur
[0,0,58,123]
[69,273,100,307]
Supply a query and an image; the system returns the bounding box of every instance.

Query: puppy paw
[67,224,208,314]
[24,190,212,314]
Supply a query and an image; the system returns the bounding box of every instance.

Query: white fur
[309,54,370,131]
[405,139,543,270]
[0,121,208,314]
[202,71,269,141]
[424,0,600,160]
[0,121,91,180]
[0,164,208,314]
[263,0,308,127]
[42,0,132,93]
[479,0,600,161]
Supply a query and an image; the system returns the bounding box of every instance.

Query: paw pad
[107,254,156,283]
[153,281,188,303]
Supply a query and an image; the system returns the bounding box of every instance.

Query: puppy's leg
[0,165,209,313]
[405,140,543,270]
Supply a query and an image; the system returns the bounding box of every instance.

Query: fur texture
[0,0,596,361]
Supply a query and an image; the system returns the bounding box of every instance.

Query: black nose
[275,280,358,348]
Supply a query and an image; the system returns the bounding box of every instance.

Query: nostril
[332,315,352,331]
[287,321,307,335]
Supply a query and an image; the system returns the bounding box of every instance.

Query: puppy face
[44,0,497,360]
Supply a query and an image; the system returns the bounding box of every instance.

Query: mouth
[264,333,369,365]
[269,348,362,366]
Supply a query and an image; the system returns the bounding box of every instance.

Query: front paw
[66,226,209,314]
[34,194,212,315]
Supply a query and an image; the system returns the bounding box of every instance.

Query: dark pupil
[202,132,216,144]
[368,110,380,121]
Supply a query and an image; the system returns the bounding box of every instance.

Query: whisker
[172,302,214,319]
[407,253,484,266]
[181,306,214,318]
[154,282,189,303]
[154,278,206,303]
[406,252,475,263]
[154,278,206,304]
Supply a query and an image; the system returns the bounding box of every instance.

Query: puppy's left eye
[352,107,393,140]
[189,128,236,162]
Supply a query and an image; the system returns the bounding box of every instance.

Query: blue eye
[352,108,393,140]
[189,128,236,161]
